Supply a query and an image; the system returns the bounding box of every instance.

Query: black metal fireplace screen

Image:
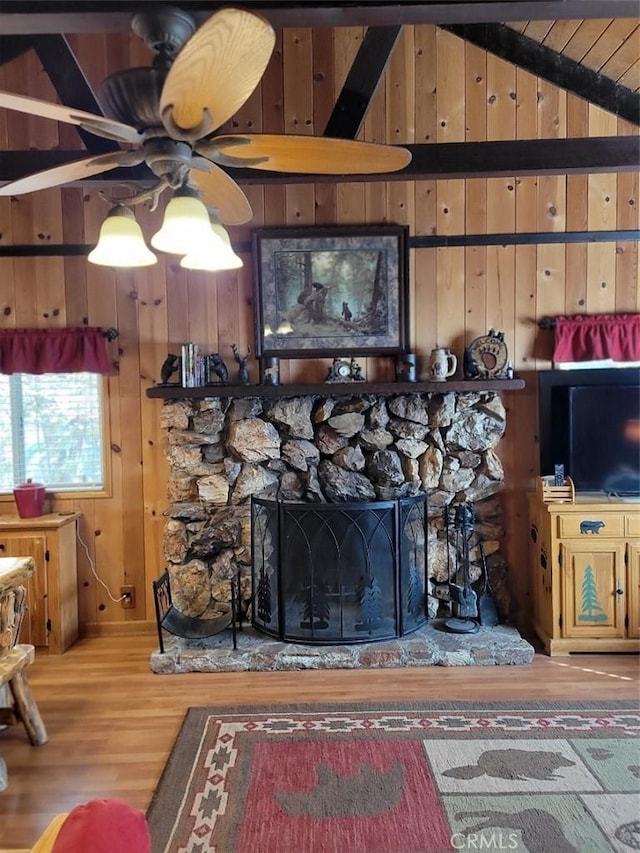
[251,494,428,645]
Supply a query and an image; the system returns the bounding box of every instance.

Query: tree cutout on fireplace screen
[251,500,279,629]
[299,581,330,630]
[256,568,272,624]
[252,225,409,358]
[356,576,385,633]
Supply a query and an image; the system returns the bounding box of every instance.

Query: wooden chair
[152,569,238,653]
[0,558,48,794]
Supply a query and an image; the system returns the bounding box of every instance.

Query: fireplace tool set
[445,502,499,633]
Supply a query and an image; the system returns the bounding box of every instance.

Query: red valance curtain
[553,314,640,364]
[0,327,116,375]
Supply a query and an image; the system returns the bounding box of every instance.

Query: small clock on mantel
[325,357,365,383]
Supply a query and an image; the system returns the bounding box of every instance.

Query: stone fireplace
[160,388,512,632]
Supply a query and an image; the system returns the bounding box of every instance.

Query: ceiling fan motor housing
[100,7,196,130]
[100,67,168,129]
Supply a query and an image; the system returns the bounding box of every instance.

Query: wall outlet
[120,585,136,609]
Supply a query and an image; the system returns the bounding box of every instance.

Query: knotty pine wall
[0,25,638,636]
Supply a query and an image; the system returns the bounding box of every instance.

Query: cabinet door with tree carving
[561,541,626,639]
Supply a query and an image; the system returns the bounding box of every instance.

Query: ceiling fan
[0,6,412,225]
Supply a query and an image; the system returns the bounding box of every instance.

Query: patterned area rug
[147,701,640,853]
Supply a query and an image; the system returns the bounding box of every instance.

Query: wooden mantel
[146,378,525,400]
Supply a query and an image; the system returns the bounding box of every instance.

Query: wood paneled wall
[0,25,638,634]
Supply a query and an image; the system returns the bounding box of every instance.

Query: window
[0,372,105,493]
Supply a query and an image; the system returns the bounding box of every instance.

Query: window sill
[0,488,111,502]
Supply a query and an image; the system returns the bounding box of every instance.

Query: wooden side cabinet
[528,495,640,655]
[0,513,81,654]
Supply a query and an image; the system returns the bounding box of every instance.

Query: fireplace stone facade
[160,389,511,627]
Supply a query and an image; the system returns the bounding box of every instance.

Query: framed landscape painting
[252,225,409,358]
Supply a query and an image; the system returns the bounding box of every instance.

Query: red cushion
[51,799,151,853]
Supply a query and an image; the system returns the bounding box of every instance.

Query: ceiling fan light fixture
[210,219,243,268]
[88,205,157,268]
[151,186,214,254]
[180,220,243,271]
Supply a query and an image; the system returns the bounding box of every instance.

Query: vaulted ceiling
[0,0,638,189]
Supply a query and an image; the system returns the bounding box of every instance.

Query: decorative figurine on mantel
[206,353,229,384]
[429,347,457,382]
[464,329,509,379]
[160,353,180,385]
[261,356,280,386]
[396,352,417,382]
[231,344,251,385]
[325,356,365,383]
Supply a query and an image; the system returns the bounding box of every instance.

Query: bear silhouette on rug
[444,748,575,781]
[275,761,404,817]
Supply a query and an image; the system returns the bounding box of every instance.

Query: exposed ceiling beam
[443,23,640,125]
[29,34,119,153]
[2,229,638,258]
[235,137,640,180]
[1,138,637,192]
[324,26,402,140]
[1,2,639,34]
[0,34,32,65]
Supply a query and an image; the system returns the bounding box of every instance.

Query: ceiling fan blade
[0,90,143,145]
[0,150,142,196]
[201,134,412,174]
[190,160,253,225]
[160,8,275,140]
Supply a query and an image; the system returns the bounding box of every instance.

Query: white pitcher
[429,347,457,381]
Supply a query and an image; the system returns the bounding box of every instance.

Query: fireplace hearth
[251,494,427,644]
[149,621,535,672]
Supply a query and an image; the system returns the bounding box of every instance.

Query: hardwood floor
[0,635,638,849]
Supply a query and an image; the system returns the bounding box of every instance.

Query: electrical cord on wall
[76,528,126,603]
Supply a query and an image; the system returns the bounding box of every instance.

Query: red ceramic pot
[13,478,46,518]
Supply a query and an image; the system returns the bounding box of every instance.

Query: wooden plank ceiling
[507,18,639,92]
[0,0,638,189]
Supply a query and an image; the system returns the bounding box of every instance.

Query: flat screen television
[538,367,640,498]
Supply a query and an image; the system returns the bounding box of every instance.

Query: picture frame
[252,225,409,358]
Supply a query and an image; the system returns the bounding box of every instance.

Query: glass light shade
[88,206,157,267]
[211,222,243,268]
[180,222,243,271]
[151,191,214,254]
